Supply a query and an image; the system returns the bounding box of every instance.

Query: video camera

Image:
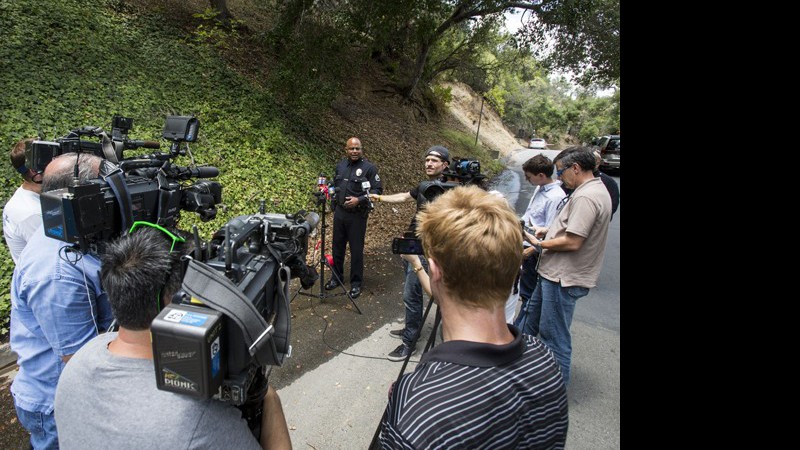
[151,206,320,409]
[391,157,487,255]
[36,115,222,251]
[25,115,167,172]
[392,158,486,255]
[443,157,486,186]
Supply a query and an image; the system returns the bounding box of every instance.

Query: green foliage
[432,84,453,106]
[341,1,620,97]
[0,0,342,331]
[487,58,619,146]
[190,7,244,50]
[514,0,620,89]
[262,0,356,115]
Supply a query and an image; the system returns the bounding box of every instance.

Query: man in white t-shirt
[2,138,43,264]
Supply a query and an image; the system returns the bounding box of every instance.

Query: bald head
[42,153,103,193]
[345,137,363,162]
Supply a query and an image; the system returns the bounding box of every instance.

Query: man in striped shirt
[379,185,568,449]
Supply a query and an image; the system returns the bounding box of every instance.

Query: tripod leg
[323,258,363,314]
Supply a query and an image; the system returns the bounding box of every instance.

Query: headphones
[16,164,43,184]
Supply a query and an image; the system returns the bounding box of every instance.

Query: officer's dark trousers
[331,208,368,287]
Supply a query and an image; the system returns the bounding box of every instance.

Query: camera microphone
[188,166,220,178]
[118,159,165,171]
[123,140,161,150]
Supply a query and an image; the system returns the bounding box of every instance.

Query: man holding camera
[378,185,568,448]
[54,225,292,449]
[369,145,450,361]
[328,136,382,299]
[3,138,43,264]
[10,153,113,449]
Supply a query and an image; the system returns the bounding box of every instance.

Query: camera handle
[181,258,292,367]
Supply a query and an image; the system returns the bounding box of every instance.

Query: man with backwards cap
[369,145,451,361]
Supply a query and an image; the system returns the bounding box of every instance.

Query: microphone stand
[293,187,362,314]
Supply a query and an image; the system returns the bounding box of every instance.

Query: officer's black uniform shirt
[332,157,383,213]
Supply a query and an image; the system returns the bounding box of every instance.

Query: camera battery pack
[151,303,225,399]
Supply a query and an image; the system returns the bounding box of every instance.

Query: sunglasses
[556,163,575,177]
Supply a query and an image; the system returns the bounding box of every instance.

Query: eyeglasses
[128,221,186,252]
[556,163,574,177]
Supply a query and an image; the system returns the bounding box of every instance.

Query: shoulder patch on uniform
[374,174,380,182]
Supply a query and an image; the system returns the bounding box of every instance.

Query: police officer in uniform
[327,137,382,298]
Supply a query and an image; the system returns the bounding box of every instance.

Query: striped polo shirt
[380,326,568,449]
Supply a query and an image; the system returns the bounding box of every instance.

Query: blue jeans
[527,277,589,386]
[401,256,428,348]
[513,253,540,329]
[14,403,59,450]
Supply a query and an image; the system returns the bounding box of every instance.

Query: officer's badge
[356,168,363,176]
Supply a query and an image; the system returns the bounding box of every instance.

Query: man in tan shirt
[525,146,612,385]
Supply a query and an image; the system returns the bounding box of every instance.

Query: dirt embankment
[443,81,525,157]
[313,76,521,258]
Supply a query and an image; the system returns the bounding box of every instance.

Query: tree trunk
[210,0,232,23]
[402,40,433,99]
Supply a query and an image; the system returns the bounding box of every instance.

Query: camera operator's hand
[523,229,544,253]
[533,226,548,239]
[400,254,432,298]
[400,253,421,266]
[523,245,538,258]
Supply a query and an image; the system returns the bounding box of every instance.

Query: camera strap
[100,160,134,232]
[99,131,120,163]
[180,258,289,367]
[263,245,293,364]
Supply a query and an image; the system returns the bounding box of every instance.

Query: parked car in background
[593,134,620,173]
[528,138,547,149]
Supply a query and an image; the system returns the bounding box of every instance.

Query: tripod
[294,191,363,314]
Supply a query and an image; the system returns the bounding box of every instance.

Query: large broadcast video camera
[151,205,319,436]
[29,113,320,438]
[33,115,222,251]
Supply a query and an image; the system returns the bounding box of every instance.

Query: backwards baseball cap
[424,145,450,164]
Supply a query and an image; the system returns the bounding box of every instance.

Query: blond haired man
[378,185,568,449]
